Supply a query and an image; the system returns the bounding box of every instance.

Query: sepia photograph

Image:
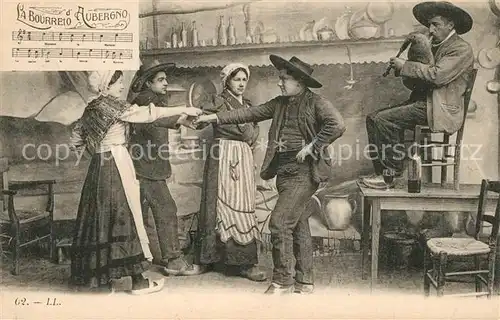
[0,0,499,318]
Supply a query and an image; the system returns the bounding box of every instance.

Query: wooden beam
[139,1,257,17]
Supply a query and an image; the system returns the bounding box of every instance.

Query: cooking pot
[317,27,335,41]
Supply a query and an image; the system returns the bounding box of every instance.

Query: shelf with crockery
[140,36,407,68]
[141,36,405,55]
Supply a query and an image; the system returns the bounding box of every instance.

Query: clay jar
[311,193,357,230]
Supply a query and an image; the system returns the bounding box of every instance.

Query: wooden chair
[410,69,478,190]
[423,179,500,298]
[0,158,56,275]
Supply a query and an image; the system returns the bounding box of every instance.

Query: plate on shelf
[490,0,500,17]
[188,78,217,109]
[348,9,379,39]
[366,1,394,24]
[335,12,351,40]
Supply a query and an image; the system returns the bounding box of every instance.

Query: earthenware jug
[311,193,357,230]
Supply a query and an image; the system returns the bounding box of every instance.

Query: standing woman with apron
[69,70,201,294]
[194,63,266,282]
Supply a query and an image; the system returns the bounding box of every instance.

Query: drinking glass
[383,169,395,186]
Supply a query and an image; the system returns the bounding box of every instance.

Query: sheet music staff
[13,30,133,44]
[12,48,133,59]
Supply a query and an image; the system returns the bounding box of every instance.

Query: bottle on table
[407,149,422,193]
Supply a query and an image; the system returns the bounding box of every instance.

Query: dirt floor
[3,244,499,320]
[0,243,482,296]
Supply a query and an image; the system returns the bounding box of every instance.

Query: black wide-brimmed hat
[413,1,473,35]
[130,59,176,92]
[269,54,322,88]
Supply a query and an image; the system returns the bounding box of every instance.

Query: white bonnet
[88,71,116,95]
[220,63,250,87]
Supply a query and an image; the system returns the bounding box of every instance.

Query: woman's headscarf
[88,71,115,95]
[220,63,250,88]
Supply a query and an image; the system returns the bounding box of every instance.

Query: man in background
[128,60,201,276]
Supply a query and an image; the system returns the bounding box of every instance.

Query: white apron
[216,139,261,245]
[98,123,152,261]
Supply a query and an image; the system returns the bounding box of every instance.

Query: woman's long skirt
[71,151,150,289]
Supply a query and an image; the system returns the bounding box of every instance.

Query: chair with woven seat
[423,179,500,298]
[0,158,56,275]
[406,68,478,190]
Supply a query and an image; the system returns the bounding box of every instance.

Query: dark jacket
[202,89,259,146]
[401,33,474,133]
[129,89,180,180]
[217,89,346,183]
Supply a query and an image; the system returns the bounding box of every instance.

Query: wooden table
[358,183,499,289]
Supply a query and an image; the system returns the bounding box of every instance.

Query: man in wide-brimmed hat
[195,55,346,294]
[361,1,474,189]
[128,60,202,276]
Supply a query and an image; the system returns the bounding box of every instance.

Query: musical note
[59,48,63,56]
[70,34,74,42]
[45,50,50,59]
[59,32,63,41]
[82,34,86,43]
[17,29,24,44]
[112,51,116,59]
[42,32,46,41]
[105,50,110,59]
[119,52,123,59]
[27,32,31,41]
[75,50,81,59]
[27,49,31,58]
[114,33,118,42]
[34,50,39,58]
[99,34,104,42]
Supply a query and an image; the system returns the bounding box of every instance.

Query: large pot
[311,193,357,231]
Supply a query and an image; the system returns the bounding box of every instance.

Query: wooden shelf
[141,37,405,56]
[139,37,407,68]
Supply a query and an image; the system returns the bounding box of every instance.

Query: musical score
[12,48,133,60]
[13,30,133,44]
[3,2,139,71]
